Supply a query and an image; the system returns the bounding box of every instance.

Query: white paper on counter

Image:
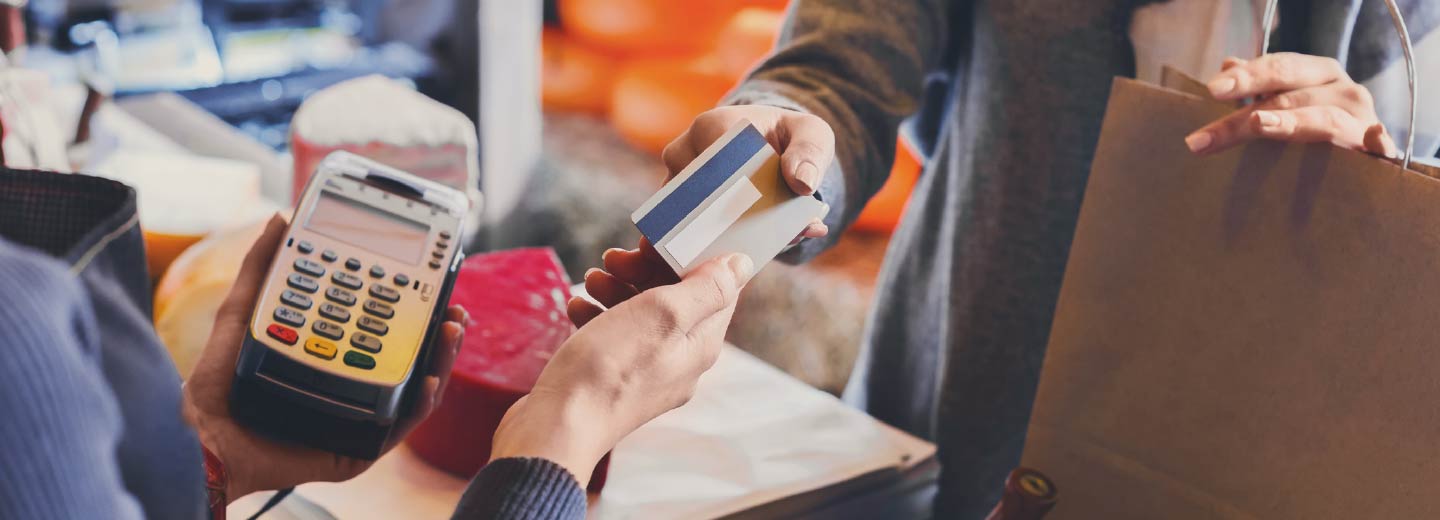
[230,346,936,519]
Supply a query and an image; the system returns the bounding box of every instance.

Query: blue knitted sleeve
[451,457,587,519]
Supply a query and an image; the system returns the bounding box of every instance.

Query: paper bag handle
[1260,0,1419,170]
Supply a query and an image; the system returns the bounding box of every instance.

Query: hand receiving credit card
[631,120,830,276]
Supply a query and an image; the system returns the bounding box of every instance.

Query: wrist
[185,404,254,504]
[490,390,614,487]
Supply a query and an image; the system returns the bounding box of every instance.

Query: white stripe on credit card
[662,176,762,267]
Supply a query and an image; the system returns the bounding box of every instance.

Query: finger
[215,214,288,321]
[601,248,657,288]
[1254,82,1377,120]
[567,296,605,327]
[1185,105,1257,155]
[777,113,836,195]
[584,268,640,309]
[446,304,468,328]
[1363,123,1398,158]
[602,240,679,291]
[388,375,441,448]
[1249,106,1371,150]
[801,218,829,239]
[640,254,752,333]
[1190,106,1372,155]
[660,130,698,179]
[662,112,738,178]
[1221,56,1245,72]
[787,219,829,247]
[390,319,463,444]
[1206,52,1346,100]
[428,320,463,379]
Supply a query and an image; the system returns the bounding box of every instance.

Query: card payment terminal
[232,151,468,460]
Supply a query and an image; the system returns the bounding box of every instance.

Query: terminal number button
[350,332,382,353]
[363,300,394,319]
[357,316,389,336]
[273,307,305,327]
[332,271,363,290]
[293,258,325,277]
[369,284,400,303]
[280,289,312,310]
[325,287,356,306]
[319,302,351,323]
[312,320,344,340]
[286,273,318,293]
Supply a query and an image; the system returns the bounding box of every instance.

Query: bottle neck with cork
[984,467,1058,520]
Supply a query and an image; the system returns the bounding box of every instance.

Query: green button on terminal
[343,351,376,370]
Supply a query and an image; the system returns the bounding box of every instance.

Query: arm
[0,246,145,519]
[727,0,956,261]
[451,254,753,519]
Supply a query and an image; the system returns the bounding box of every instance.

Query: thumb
[215,214,288,321]
[778,113,836,196]
[1364,123,1398,159]
[645,254,753,333]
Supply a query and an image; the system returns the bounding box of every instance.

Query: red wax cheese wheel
[407,248,610,492]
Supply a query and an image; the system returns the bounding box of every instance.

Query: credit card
[632,120,829,276]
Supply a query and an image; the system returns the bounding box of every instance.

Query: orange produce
[732,0,790,9]
[541,28,619,114]
[715,8,784,80]
[852,137,922,233]
[143,230,206,282]
[559,0,738,55]
[610,57,733,154]
[153,218,271,378]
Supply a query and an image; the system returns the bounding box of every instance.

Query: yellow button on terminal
[304,337,337,360]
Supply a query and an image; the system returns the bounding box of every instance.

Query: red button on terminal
[266,324,298,345]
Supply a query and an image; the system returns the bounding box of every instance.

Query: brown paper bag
[1021,77,1440,519]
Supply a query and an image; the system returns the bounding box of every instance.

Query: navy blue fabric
[635,124,767,242]
[0,170,206,520]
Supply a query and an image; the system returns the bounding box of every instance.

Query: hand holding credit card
[632,120,830,276]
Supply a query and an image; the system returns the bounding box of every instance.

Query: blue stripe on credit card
[635,124,768,242]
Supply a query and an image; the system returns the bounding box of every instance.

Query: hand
[665,105,836,243]
[181,214,468,502]
[1185,53,1396,157]
[488,253,753,486]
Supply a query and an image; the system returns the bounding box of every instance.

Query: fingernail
[1185,132,1213,153]
[726,254,754,284]
[1207,76,1237,96]
[1255,111,1280,129]
[584,267,601,279]
[796,162,820,193]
